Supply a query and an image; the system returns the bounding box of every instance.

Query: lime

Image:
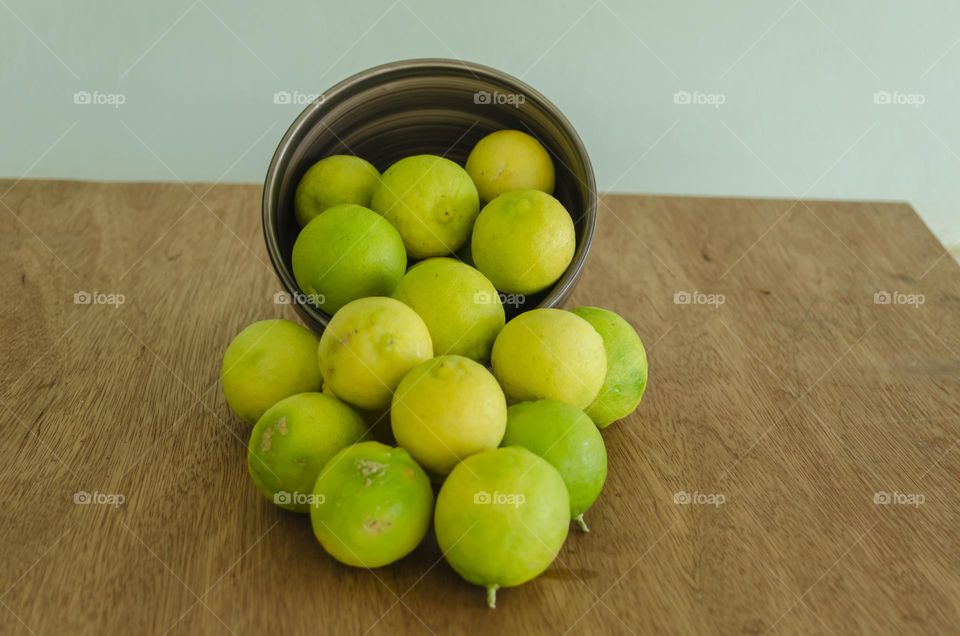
[247,392,366,513]
[391,355,507,476]
[391,257,504,363]
[465,130,555,202]
[370,155,479,259]
[471,190,575,294]
[571,307,648,427]
[491,309,606,409]
[502,400,607,531]
[221,319,322,424]
[317,297,433,410]
[292,204,406,314]
[311,441,433,568]
[294,155,380,227]
[435,447,569,608]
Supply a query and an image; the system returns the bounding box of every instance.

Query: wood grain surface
[1,180,958,635]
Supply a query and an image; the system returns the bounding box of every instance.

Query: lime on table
[247,392,365,513]
[391,355,507,476]
[571,306,648,427]
[435,446,569,608]
[311,441,434,568]
[502,400,607,531]
[491,308,606,409]
[317,297,433,410]
[221,319,322,424]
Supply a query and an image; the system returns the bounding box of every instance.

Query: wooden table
[2,180,958,635]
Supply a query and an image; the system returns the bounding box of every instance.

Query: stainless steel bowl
[262,58,597,333]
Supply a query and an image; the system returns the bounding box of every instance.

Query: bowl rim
[262,57,598,330]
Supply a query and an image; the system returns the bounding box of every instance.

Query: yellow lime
[491,309,606,409]
[221,319,322,424]
[391,355,507,476]
[471,190,575,294]
[465,129,555,202]
[317,297,433,410]
[294,155,380,227]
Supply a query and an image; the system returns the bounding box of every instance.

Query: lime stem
[486,584,499,609]
[575,514,590,533]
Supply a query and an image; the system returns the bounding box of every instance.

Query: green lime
[502,400,607,531]
[465,130,555,202]
[317,297,433,410]
[392,257,504,363]
[294,155,380,227]
[570,307,648,427]
[392,355,507,476]
[221,319,322,424]
[491,309,606,410]
[370,155,479,259]
[247,392,366,513]
[435,446,569,608]
[471,190,575,294]
[310,441,433,568]
[292,204,406,314]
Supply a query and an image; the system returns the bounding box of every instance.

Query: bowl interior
[264,59,596,329]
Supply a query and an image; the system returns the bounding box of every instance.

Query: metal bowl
[262,58,597,333]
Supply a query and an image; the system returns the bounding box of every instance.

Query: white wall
[2,0,957,250]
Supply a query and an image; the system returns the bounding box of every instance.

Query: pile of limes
[222,130,649,608]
